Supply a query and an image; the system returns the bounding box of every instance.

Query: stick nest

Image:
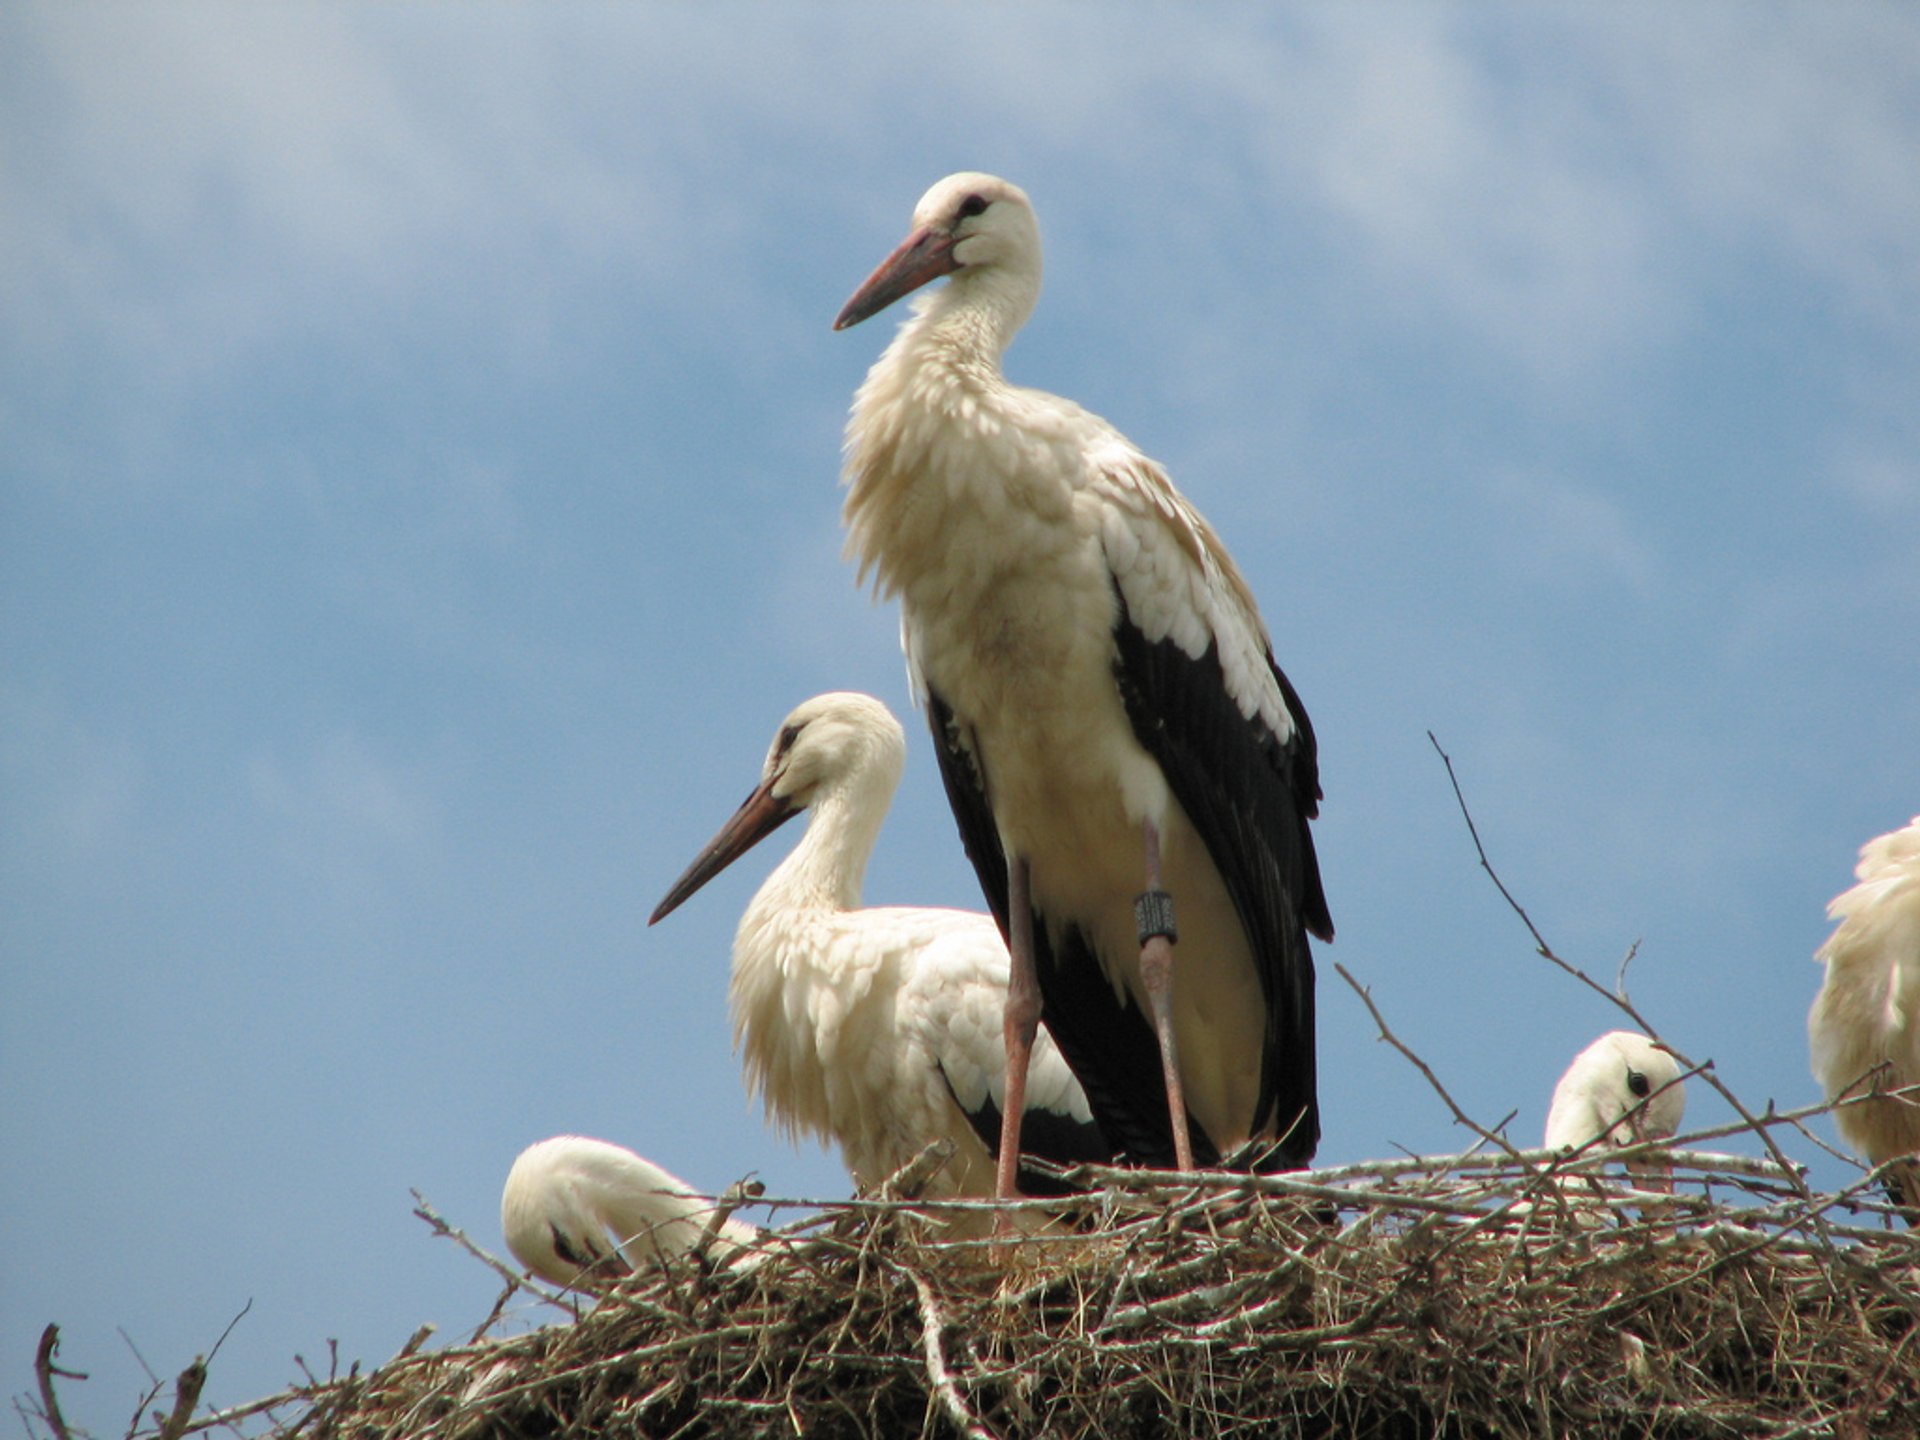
[212,1146,1918,1440]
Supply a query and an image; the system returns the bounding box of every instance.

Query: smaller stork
[501,1136,759,1289]
[1545,1031,1687,1193]
[648,692,1108,1207]
[1808,814,1920,1214]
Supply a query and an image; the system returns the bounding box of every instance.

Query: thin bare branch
[410,1190,573,1314]
[1335,961,1526,1159]
[903,1266,1001,1440]
[1427,731,1825,1214]
[34,1325,80,1440]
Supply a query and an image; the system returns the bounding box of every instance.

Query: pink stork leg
[1137,819,1196,1172]
[995,856,1041,1227]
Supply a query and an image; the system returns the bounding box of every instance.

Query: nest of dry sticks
[29,754,1917,1440]
[78,1127,1917,1440]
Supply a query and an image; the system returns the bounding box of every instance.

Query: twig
[155,1359,206,1440]
[467,1284,515,1346]
[117,1329,162,1388]
[1428,732,1564,965]
[34,1325,80,1440]
[169,1385,324,1439]
[411,1190,572,1312]
[903,1268,1001,1440]
[879,1140,957,1201]
[695,1177,766,1262]
[1426,732,1826,1216]
[1335,961,1527,1160]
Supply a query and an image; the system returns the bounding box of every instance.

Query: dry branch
[33,746,1916,1440]
[33,1326,80,1440]
[112,1148,1918,1440]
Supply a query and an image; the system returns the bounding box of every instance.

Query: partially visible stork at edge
[1809,814,1920,1215]
[833,173,1332,1203]
[649,692,1108,1211]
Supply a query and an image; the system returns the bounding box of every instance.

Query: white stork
[1808,814,1920,1212]
[501,1136,760,1289]
[833,173,1331,1196]
[1544,1031,1686,1191]
[648,691,1107,1204]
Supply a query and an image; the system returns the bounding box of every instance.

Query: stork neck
[899,268,1034,377]
[750,780,889,920]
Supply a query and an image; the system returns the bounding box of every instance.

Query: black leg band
[1135,889,1177,945]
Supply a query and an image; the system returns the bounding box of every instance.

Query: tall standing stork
[1809,814,1920,1214]
[649,692,1108,1205]
[834,173,1332,1196]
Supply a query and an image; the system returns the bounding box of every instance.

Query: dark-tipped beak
[649,781,801,925]
[833,226,960,330]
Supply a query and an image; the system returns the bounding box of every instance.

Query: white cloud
[244,730,440,894]
[1120,9,1920,393]
[1823,366,1920,526]
[0,684,144,866]
[11,4,1915,448]
[1477,466,1662,601]
[1832,443,1920,521]
[1609,9,1920,327]
[1276,16,1674,377]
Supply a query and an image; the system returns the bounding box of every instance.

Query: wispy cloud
[1476,466,1662,601]
[1126,9,1920,393]
[0,684,144,867]
[244,730,440,896]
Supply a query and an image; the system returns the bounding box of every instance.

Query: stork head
[834,172,1040,331]
[649,692,906,923]
[501,1136,638,1290]
[1544,1031,1686,1188]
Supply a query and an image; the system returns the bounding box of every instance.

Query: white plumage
[1545,1031,1687,1154]
[1808,814,1920,1209]
[834,174,1330,1190]
[501,1136,759,1289]
[648,692,1104,1203]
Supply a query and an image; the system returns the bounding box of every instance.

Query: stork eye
[1626,1069,1650,1098]
[775,723,803,757]
[957,193,989,220]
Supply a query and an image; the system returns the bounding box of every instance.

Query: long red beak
[648,781,800,925]
[833,226,960,330]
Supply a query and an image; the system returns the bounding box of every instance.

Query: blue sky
[4,4,1918,1432]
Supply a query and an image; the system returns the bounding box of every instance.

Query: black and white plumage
[834,173,1330,1189]
[1808,815,1920,1211]
[501,1136,759,1289]
[648,692,1107,1204]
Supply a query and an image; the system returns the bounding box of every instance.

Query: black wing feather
[937,1067,1109,1197]
[923,689,1215,1169]
[1110,581,1328,1170]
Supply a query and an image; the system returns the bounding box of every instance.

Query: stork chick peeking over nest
[649,692,1107,1210]
[834,173,1331,1203]
[1809,814,1920,1215]
[1545,1031,1687,1194]
[502,1136,760,1290]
